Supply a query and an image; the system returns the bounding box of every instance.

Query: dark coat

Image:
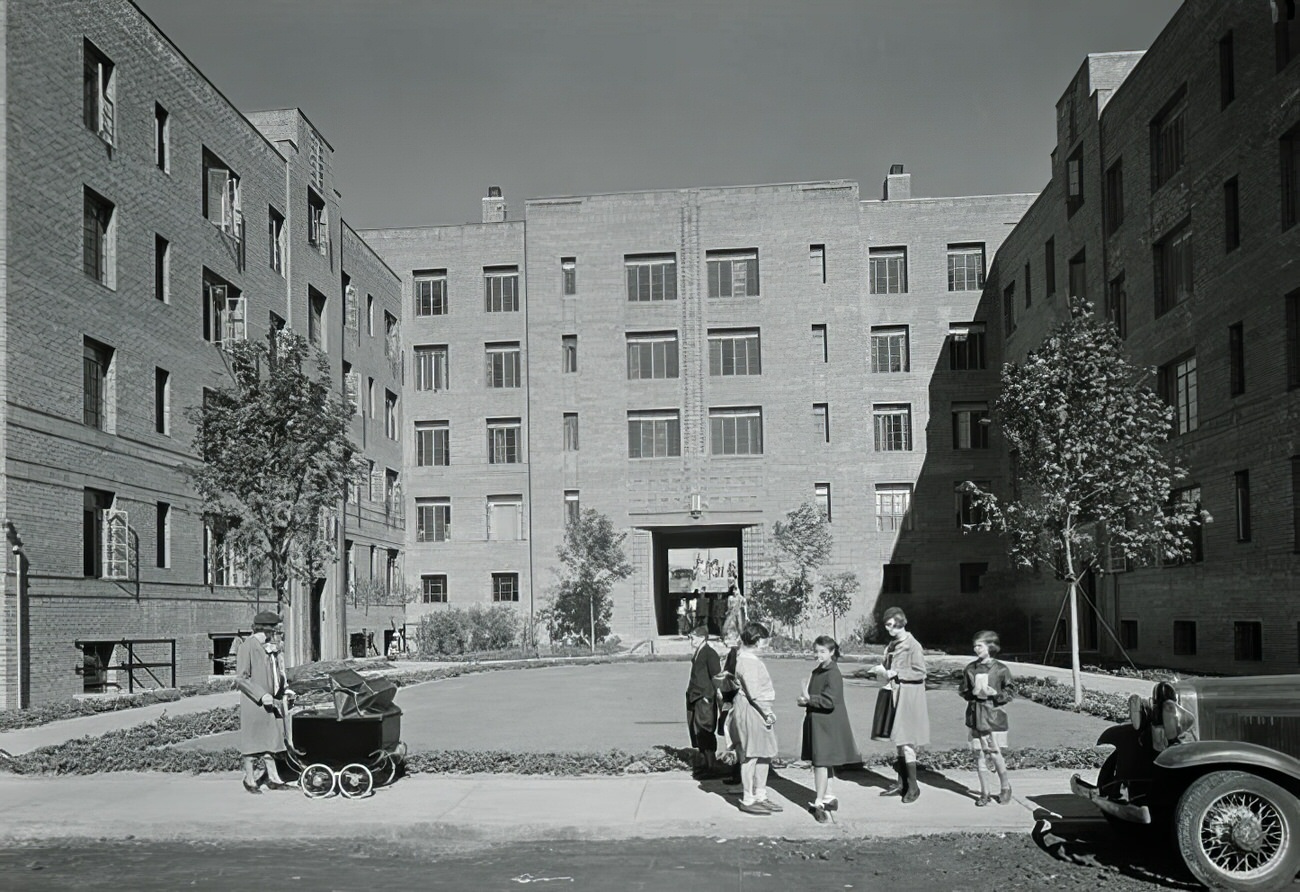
[686,643,722,703]
[800,661,860,767]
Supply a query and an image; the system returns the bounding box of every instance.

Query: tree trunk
[1062,528,1083,707]
[589,593,595,654]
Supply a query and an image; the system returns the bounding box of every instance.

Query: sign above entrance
[667,547,738,594]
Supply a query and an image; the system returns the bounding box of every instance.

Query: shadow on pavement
[917,766,980,801]
[836,764,894,793]
[765,768,816,814]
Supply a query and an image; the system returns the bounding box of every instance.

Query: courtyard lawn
[180,659,1112,759]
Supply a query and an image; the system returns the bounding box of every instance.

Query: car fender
[1097,723,1136,748]
[1155,740,1300,785]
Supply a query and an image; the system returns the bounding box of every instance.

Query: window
[875,484,912,532]
[956,481,991,529]
[881,564,912,595]
[492,572,520,603]
[154,234,169,302]
[1173,620,1198,656]
[708,329,761,376]
[202,149,242,240]
[200,274,245,347]
[385,391,399,440]
[415,421,450,467]
[1235,470,1252,542]
[947,244,985,291]
[488,417,522,464]
[1066,145,1084,216]
[265,208,284,274]
[1283,126,1300,231]
[484,266,519,312]
[563,413,579,452]
[625,254,677,302]
[952,402,990,449]
[810,244,826,283]
[706,249,759,298]
[1293,455,1300,552]
[485,342,522,388]
[82,40,115,145]
[1168,485,1204,563]
[366,295,374,337]
[1151,89,1187,190]
[1154,222,1192,315]
[487,495,524,541]
[815,483,831,522]
[1024,263,1033,308]
[83,338,113,431]
[870,326,909,373]
[1002,284,1016,337]
[948,324,986,371]
[709,407,763,456]
[415,499,451,542]
[627,411,680,459]
[869,247,908,294]
[813,403,829,443]
[1107,273,1128,339]
[959,562,988,594]
[562,257,577,296]
[873,404,912,451]
[413,345,449,392]
[1068,249,1087,301]
[562,335,578,374]
[565,491,580,527]
[1219,31,1235,108]
[83,187,115,287]
[626,332,679,380]
[1234,621,1263,662]
[1288,290,1300,389]
[1224,177,1240,251]
[154,103,169,171]
[366,459,376,501]
[156,502,170,569]
[307,189,329,254]
[1120,620,1139,650]
[421,575,447,604]
[307,288,325,349]
[83,488,114,578]
[1229,322,1245,396]
[308,129,325,190]
[154,368,170,435]
[811,324,828,363]
[204,521,247,587]
[1159,354,1198,435]
[1104,160,1124,234]
[1045,237,1056,296]
[414,270,447,316]
[1277,0,1300,71]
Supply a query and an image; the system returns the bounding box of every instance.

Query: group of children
[685,620,1015,821]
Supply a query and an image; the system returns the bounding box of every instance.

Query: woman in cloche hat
[234,611,296,792]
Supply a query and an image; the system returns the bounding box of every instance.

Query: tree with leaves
[544,509,633,652]
[749,502,833,638]
[963,298,1203,705]
[185,331,362,613]
[350,576,421,615]
[816,571,859,640]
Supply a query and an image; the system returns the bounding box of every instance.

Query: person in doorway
[235,611,296,793]
[959,630,1014,806]
[686,590,699,631]
[731,622,782,815]
[722,583,748,640]
[709,589,727,637]
[797,635,858,822]
[676,599,690,638]
[872,607,929,803]
[686,625,723,777]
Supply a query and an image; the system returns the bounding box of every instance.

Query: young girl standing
[959,630,1014,805]
[730,621,782,815]
[797,635,859,822]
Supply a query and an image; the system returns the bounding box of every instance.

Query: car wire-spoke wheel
[1176,770,1300,891]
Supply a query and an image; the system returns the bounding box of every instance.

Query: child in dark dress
[959,629,1014,806]
[797,635,858,822]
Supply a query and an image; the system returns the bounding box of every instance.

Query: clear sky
[134,0,1183,229]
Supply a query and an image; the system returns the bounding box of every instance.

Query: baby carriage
[284,668,406,798]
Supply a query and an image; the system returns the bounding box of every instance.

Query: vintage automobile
[1071,674,1300,891]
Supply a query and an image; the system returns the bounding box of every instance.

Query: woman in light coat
[872,606,929,803]
[235,611,296,792]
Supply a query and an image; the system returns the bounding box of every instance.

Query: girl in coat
[872,606,929,803]
[797,635,859,822]
[959,630,1014,805]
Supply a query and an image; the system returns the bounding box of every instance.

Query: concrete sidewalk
[0,766,1100,845]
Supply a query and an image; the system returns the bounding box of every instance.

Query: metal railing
[75,638,176,694]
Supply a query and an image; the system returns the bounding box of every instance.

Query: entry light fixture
[689,492,703,519]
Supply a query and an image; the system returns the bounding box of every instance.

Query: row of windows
[1121,618,1299,664]
[419,573,519,604]
[408,243,989,317]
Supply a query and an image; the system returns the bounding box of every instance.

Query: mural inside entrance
[667,548,738,594]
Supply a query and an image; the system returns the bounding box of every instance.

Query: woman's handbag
[966,699,1009,733]
[870,686,897,739]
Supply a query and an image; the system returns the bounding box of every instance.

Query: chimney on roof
[482,186,507,223]
[883,164,911,201]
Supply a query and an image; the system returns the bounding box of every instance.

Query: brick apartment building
[361,179,1035,643]
[0,0,403,707]
[984,0,1300,673]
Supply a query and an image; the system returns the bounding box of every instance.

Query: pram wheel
[300,763,336,798]
[338,762,374,798]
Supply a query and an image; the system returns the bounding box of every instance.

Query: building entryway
[309,579,325,662]
[650,527,745,636]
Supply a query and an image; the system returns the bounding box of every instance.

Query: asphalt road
[0,826,1211,892]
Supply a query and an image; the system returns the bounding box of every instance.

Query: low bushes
[0,680,236,734]
[1009,676,1130,725]
[414,605,522,657]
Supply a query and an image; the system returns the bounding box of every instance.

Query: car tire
[1175,769,1300,891]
